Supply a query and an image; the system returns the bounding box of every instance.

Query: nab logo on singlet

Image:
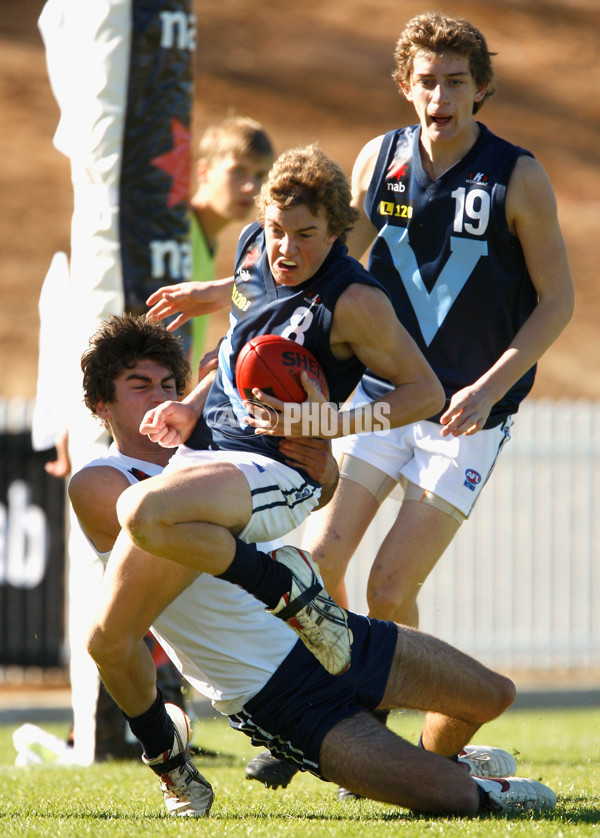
[238,247,260,284]
[464,469,482,491]
[386,159,408,193]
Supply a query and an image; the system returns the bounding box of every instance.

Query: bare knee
[470,671,517,726]
[116,483,160,552]
[367,581,418,625]
[488,673,517,718]
[86,622,136,670]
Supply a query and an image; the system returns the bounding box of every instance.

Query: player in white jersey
[69,314,340,814]
[70,313,556,819]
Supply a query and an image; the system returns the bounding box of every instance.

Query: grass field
[1,705,598,836]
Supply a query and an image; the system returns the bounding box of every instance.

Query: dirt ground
[1,0,599,401]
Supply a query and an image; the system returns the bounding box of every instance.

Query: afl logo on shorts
[464,469,482,491]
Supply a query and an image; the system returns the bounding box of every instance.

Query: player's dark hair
[81,314,190,416]
[393,12,496,114]
[256,143,359,243]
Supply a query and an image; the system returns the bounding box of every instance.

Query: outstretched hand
[196,341,221,384]
[146,281,230,331]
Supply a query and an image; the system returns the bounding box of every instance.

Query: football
[235,334,329,403]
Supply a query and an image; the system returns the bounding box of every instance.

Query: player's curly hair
[81,314,190,417]
[392,12,496,114]
[256,143,359,243]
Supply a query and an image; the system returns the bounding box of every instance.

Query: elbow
[425,376,446,418]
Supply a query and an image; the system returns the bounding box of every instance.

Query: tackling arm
[68,466,132,554]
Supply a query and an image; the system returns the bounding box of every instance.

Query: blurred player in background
[149,115,275,374]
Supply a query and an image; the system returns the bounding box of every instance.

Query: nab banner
[0,431,65,667]
[119,0,195,319]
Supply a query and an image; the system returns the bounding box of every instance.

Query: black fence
[0,417,66,668]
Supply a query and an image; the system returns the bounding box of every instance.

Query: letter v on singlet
[379,226,488,346]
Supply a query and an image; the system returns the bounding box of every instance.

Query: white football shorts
[334,383,512,518]
[164,446,321,543]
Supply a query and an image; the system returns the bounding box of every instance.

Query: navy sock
[216,539,292,610]
[125,688,173,760]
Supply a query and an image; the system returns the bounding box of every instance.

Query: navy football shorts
[229,612,398,778]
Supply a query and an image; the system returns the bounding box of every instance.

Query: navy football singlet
[363,123,537,428]
[187,222,384,472]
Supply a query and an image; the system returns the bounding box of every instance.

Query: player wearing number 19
[303,12,574,632]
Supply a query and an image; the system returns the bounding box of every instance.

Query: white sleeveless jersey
[74,444,297,713]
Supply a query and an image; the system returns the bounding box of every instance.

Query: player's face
[264,203,338,287]
[96,359,179,451]
[202,153,272,221]
[403,51,486,146]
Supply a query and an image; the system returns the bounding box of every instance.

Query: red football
[235,334,329,403]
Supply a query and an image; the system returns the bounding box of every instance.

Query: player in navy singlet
[86,142,443,758]
[186,220,378,471]
[303,11,573,634]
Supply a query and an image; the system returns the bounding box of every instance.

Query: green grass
[0,706,599,836]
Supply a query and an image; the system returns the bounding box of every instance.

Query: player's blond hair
[196,115,274,164]
[256,143,359,243]
[393,12,496,114]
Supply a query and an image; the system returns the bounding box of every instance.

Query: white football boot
[474,776,557,814]
[269,546,352,675]
[458,745,517,777]
[142,703,214,817]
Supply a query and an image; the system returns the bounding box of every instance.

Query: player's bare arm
[246,285,444,439]
[146,276,234,331]
[331,284,445,434]
[345,136,383,261]
[69,466,132,554]
[440,156,574,437]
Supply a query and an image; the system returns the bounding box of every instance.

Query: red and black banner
[119,0,195,322]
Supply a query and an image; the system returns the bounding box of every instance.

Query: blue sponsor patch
[463,468,482,491]
[295,487,311,501]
